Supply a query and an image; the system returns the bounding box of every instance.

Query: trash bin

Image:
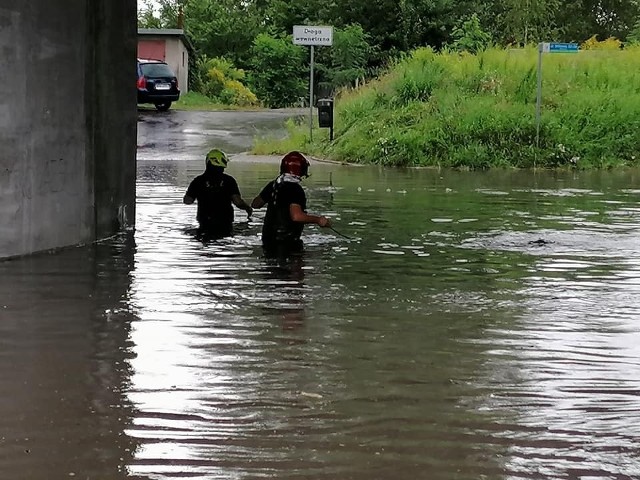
[317,98,334,129]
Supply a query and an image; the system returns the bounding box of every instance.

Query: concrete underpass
[0,1,137,258]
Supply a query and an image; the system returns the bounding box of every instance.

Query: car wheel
[155,102,171,112]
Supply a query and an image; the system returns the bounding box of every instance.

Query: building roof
[137,28,194,52]
[138,28,185,36]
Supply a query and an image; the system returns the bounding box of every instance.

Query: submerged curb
[231,151,362,167]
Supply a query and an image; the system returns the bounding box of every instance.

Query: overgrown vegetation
[140,0,640,169]
[248,34,307,108]
[139,0,640,108]
[255,42,640,169]
[191,56,258,107]
[173,91,256,111]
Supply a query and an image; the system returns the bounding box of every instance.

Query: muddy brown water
[2,115,640,478]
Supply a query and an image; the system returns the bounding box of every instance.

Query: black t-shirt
[185,172,240,228]
[259,178,307,245]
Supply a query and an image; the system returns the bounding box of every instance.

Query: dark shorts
[262,238,303,258]
[197,222,233,239]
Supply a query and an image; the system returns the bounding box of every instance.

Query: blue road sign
[549,42,579,52]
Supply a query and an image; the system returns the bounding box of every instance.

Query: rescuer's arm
[289,204,331,227]
[251,195,266,209]
[231,194,253,217]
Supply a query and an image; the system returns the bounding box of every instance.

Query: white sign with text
[293,25,333,46]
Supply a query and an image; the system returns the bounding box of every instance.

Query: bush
[248,34,307,108]
[581,35,622,50]
[192,56,258,106]
[220,79,258,106]
[319,24,373,92]
[450,14,492,54]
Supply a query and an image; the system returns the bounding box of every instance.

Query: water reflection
[0,234,139,479]
[461,184,640,479]
[126,162,640,479]
[3,162,640,479]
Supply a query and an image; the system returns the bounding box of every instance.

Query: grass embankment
[254,46,640,169]
[173,92,263,111]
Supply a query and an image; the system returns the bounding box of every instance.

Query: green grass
[173,91,264,111]
[252,118,314,155]
[254,46,640,169]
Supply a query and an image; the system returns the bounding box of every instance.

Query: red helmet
[280,151,310,177]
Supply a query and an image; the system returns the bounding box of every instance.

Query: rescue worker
[183,148,252,237]
[251,151,331,254]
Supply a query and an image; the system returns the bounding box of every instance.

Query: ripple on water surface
[3,166,640,479]
[117,169,640,479]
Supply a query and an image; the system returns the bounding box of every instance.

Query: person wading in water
[251,151,331,255]
[183,148,252,238]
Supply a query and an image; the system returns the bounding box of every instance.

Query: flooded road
[136,108,306,160]
[2,110,640,479]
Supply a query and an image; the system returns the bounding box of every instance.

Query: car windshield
[140,63,175,77]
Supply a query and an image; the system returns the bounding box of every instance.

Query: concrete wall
[0,0,137,258]
[165,37,189,93]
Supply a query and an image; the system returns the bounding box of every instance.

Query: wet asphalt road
[137,108,307,161]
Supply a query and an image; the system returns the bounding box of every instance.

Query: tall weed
[255,45,640,169]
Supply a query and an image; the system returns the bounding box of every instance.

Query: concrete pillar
[0,0,137,258]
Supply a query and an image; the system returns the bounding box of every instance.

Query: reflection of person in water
[251,151,331,256]
[183,148,252,238]
[263,253,307,334]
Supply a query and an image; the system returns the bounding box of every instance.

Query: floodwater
[2,111,640,480]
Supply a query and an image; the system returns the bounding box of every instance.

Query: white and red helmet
[280,151,310,177]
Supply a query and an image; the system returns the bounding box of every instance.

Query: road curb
[231,151,362,167]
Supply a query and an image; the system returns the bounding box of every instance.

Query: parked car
[137,59,180,111]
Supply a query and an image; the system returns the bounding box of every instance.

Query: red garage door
[138,40,166,61]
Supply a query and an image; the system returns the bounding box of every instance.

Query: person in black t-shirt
[251,151,331,254]
[183,148,252,237]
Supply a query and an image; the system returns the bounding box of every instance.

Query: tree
[627,16,640,42]
[136,0,640,108]
[138,0,265,68]
[311,24,374,96]
[330,25,373,87]
[555,0,640,42]
[261,0,329,33]
[450,14,492,53]
[183,0,264,68]
[398,0,482,51]
[248,34,307,108]
[138,1,164,28]
[137,0,186,28]
[491,0,561,45]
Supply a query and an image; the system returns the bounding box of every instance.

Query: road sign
[293,26,334,142]
[293,25,333,46]
[540,42,579,53]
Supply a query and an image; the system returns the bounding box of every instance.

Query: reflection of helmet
[280,151,309,177]
[205,148,229,168]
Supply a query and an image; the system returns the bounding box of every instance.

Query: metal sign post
[535,43,544,149]
[536,42,579,148]
[309,45,314,141]
[293,25,333,142]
